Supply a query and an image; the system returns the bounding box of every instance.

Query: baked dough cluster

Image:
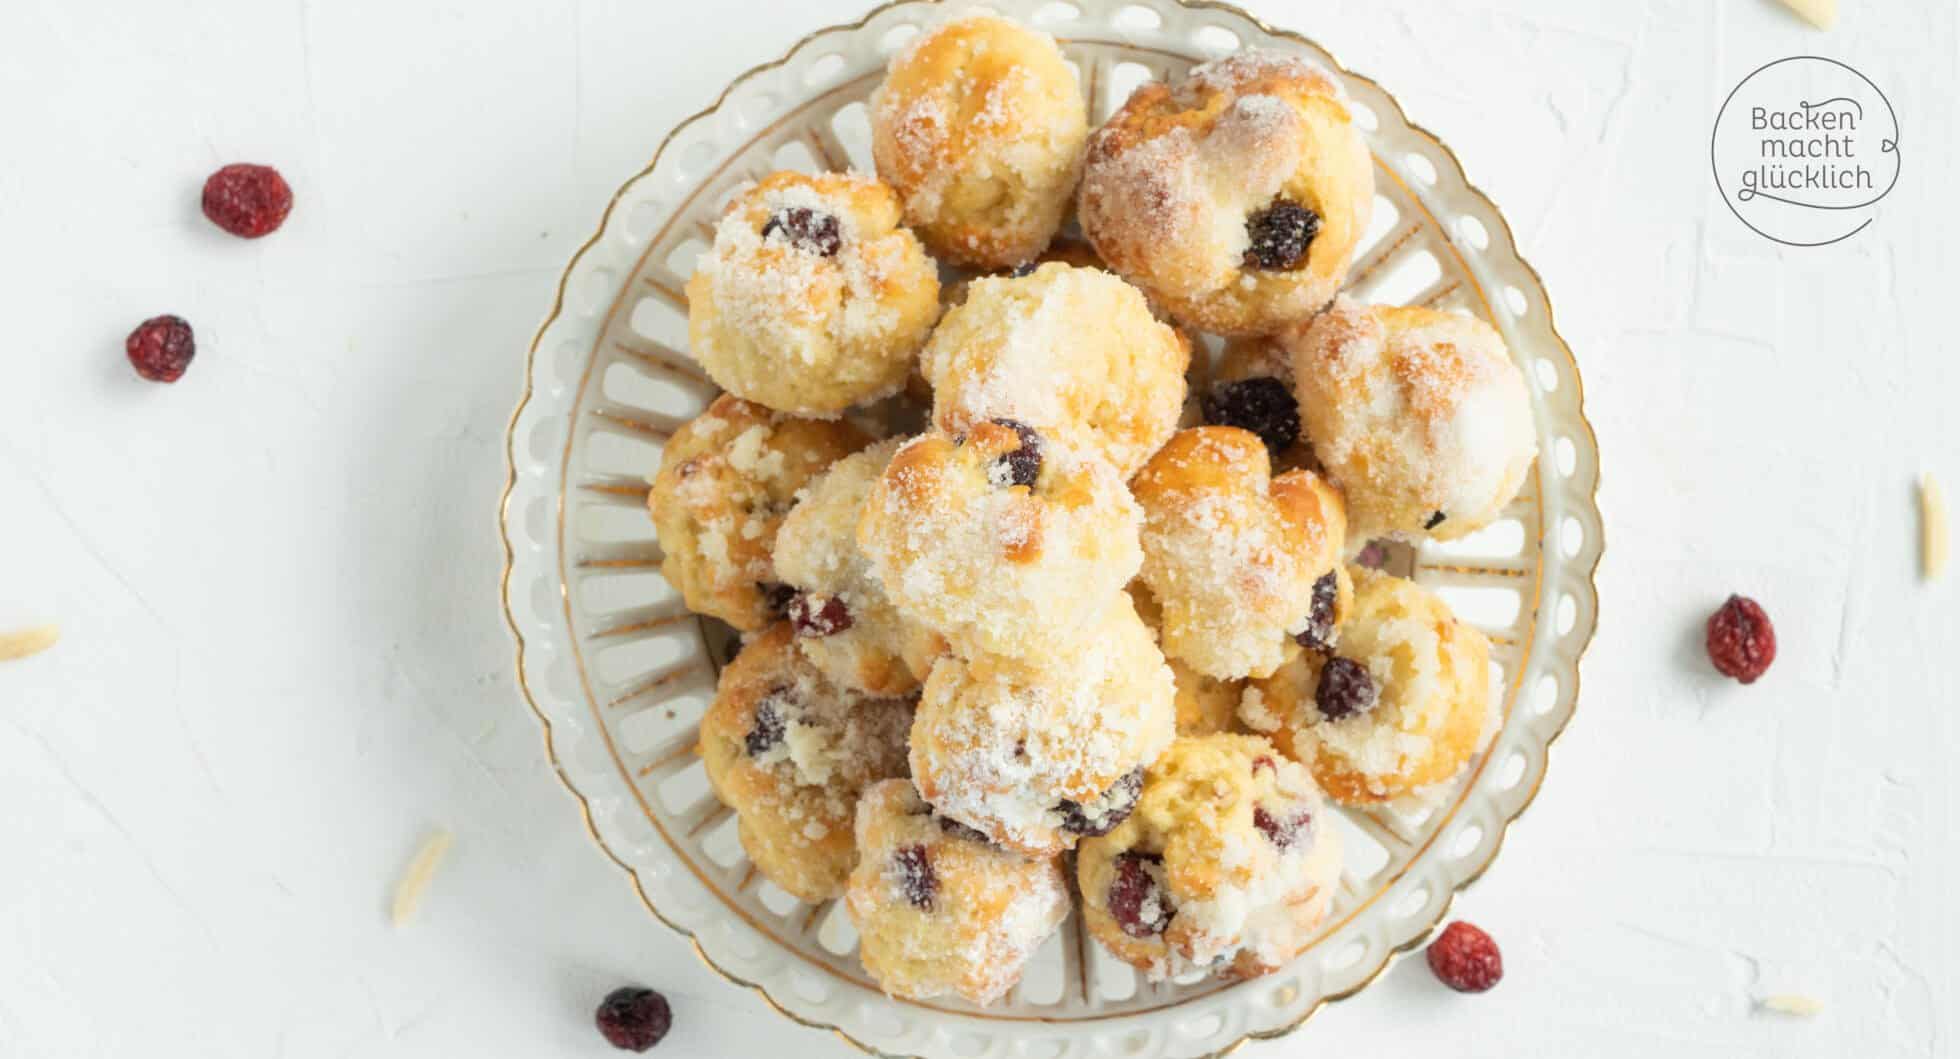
[922,262,1190,478]
[1079,51,1374,337]
[1132,427,1350,681]
[1285,297,1537,543]
[649,394,869,631]
[642,18,1537,1003]
[909,594,1174,856]
[687,171,941,417]
[1243,566,1493,803]
[872,14,1087,268]
[772,439,944,696]
[846,780,1071,1005]
[698,625,915,901]
[1078,734,1342,980]
[857,419,1145,666]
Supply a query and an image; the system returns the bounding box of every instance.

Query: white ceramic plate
[499,2,1604,1055]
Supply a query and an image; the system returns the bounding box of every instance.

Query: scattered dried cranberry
[595,986,672,1052]
[1202,377,1301,455]
[1424,510,1448,531]
[787,593,852,637]
[1295,571,1339,652]
[125,315,196,383]
[1253,805,1313,850]
[761,207,841,256]
[893,844,937,910]
[744,691,788,757]
[758,582,796,617]
[1251,754,1277,776]
[988,418,1043,489]
[1057,767,1143,837]
[1315,657,1378,721]
[1107,852,1172,938]
[937,816,991,844]
[1426,921,1503,993]
[1706,594,1776,684]
[1243,198,1320,271]
[201,163,293,238]
[1354,540,1389,570]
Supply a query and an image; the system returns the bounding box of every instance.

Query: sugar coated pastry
[1171,658,1242,736]
[685,170,941,417]
[773,439,944,695]
[1243,566,1491,804]
[1129,584,1243,736]
[1285,297,1536,542]
[1079,51,1374,336]
[1078,734,1342,981]
[857,421,1143,666]
[649,395,869,631]
[921,262,1190,478]
[1207,336,1317,472]
[698,625,914,901]
[871,14,1087,268]
[1131,427,1350,681]
[909,594,1175,856]
[846,779,1071,1005]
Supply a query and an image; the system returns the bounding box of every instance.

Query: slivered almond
[1777,0,1838,29]
[1923,472,1949,581]
[391,829,454,927]
[0,624,59,662]
[1759,993,1825,1016]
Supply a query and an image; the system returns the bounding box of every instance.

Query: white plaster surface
[1,0,1955,1056]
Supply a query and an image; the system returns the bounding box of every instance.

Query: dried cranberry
[1295,571,1340,652]
[1253,805,1312,850]
[1057,767,1143,837]
[1315,657,1378,721]
[1251,754,1277,776]
[988,418,1043,489]
[758,582,796,617]
[595,986,672,1052]
[1426,921,1503,993]
[125,315,196,383]
[1706,595,1776,684]
[761,207,841,256]
[744,691,788,757]
[1242,199,1320,271]
[893,844,936,910]
[1202,377,1300,455]
[201,163,293,238]
[1424,510,1448,530]
[787,593,852,637]
[937,815,991,844]
[1107,852,1172,938]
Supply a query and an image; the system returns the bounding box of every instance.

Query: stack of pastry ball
[652,14,1537,1005]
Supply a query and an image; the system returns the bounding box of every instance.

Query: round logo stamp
[1711,56,1900,246]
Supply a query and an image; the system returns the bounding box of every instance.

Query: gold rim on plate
[499,2,1604,1055]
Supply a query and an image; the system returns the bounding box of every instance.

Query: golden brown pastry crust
[845,780,1070,1005]
[685,170,940,417]
[922,262,1190,479]
[1284,298,1537,544]
[1079,51,1374,337]
[1131,427,1347,680]
[1244,566,1491,804]
[1077,734,1342,981]
[871,15,1087,268]
[698,625,914,901]
[649,395,869,630]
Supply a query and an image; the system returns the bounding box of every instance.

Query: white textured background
[2,0,1955,1056]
